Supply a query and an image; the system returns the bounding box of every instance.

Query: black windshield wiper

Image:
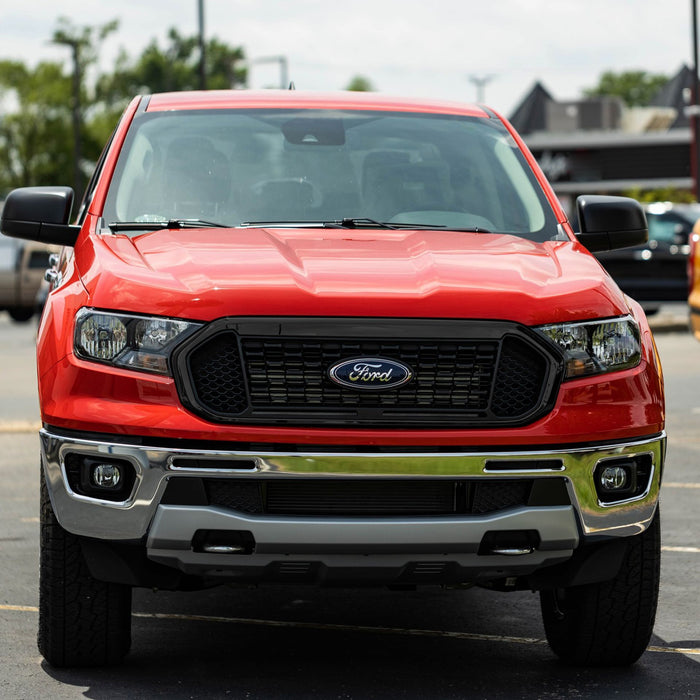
[242,219,403,230]
[329,219,491,231]
[108,219,230,232]
[240,218,491,232]
[324,218,398,230]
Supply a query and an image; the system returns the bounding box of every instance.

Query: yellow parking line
[647,645,700,656]
[662,545,700,553]
[0,421,41,434]
[131,612,700,656]
[1,605,697,656]
[663,482,700,489]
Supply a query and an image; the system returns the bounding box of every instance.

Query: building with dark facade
[509,66,695,213]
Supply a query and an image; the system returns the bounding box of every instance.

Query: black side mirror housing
[1,186,81,246]
[575,195,648,252]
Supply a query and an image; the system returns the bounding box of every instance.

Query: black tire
[38,468,132,667]
[540,509,660,667]
[8,307,34,323]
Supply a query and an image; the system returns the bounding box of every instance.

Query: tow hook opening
[192,529,255,555]
[478,529,540,556]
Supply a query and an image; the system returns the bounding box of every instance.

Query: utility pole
[469,74,496,104]
[198,0,206,89]
[691,0,700,200]
[53,36,83,198]
[52,19,117,201]
[250,56,289,89]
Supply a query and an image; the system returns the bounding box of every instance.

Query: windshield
[102,108,559,241]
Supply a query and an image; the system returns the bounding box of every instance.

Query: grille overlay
[173,318,561,427]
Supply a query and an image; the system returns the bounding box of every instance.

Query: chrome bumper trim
[39,429,664,542]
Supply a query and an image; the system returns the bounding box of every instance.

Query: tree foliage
[623,187,696,204]
[345,75,375,92]
[97,29,246,108]
[0,60,73,191]
[0,21,247,197]
[583,70,668,107]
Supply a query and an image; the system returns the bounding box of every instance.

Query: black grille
[198,478,547,517]
[244,338,497,410]
[188,334,248,415]
[173,318,560,427]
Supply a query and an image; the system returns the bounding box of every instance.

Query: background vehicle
[595,202,699,313]
[0,233,55,322]
[1,91,663,670]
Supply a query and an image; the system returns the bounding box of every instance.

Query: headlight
[537,316,641,379]
[74,309,202,375]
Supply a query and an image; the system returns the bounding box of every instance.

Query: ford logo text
[328,358,413,390]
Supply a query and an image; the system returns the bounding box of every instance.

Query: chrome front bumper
[41,428,664,566]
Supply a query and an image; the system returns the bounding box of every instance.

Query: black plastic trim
[170,317,564,429]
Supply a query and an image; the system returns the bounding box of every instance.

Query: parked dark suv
[595,202,699,311]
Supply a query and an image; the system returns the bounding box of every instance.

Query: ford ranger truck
[0,91,664,668]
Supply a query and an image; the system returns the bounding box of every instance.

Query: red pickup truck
[1,90,664,669]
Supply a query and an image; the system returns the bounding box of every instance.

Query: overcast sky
[0,0,695,116]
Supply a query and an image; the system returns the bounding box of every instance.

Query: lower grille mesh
[197,478,548,517]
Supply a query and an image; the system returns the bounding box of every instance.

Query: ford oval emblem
[328,357,413,390]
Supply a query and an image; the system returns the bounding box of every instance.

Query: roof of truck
[144,89,491,118]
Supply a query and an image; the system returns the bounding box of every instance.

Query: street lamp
[52,35,83,198]
[469,74,496,103]
[250,56,289,89]
[691,0,700,200]
[198,0,206,90]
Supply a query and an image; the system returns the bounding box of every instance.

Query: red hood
[80,227,630,325]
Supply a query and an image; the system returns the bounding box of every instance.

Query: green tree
[98,28,246,105]
[0,22,247,198]
[0,60,73,193]
[583,70,668,107]
[624,187,696,204]
[345,75,375,92]
[51,17,119,197]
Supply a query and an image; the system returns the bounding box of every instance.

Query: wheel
[38,467,132,667]
[8,307,34,323]
[540,509,660,667]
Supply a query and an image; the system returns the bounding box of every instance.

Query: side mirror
[1,186,81,246]
[575,195,648,252]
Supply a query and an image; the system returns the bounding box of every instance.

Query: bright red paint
[37,91,664,446]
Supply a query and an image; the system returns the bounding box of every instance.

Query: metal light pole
[53,37,82,197]
[198,0,206,90]
[469,74,496,103]
[691,0,700,200]
[250,56,289,89]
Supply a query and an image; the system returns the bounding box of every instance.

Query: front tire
[540,509,660,667]
[38,468,132,667]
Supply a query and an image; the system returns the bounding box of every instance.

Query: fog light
[599,465,628,491]
[65,454,137,502]
[92,463,122,489]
